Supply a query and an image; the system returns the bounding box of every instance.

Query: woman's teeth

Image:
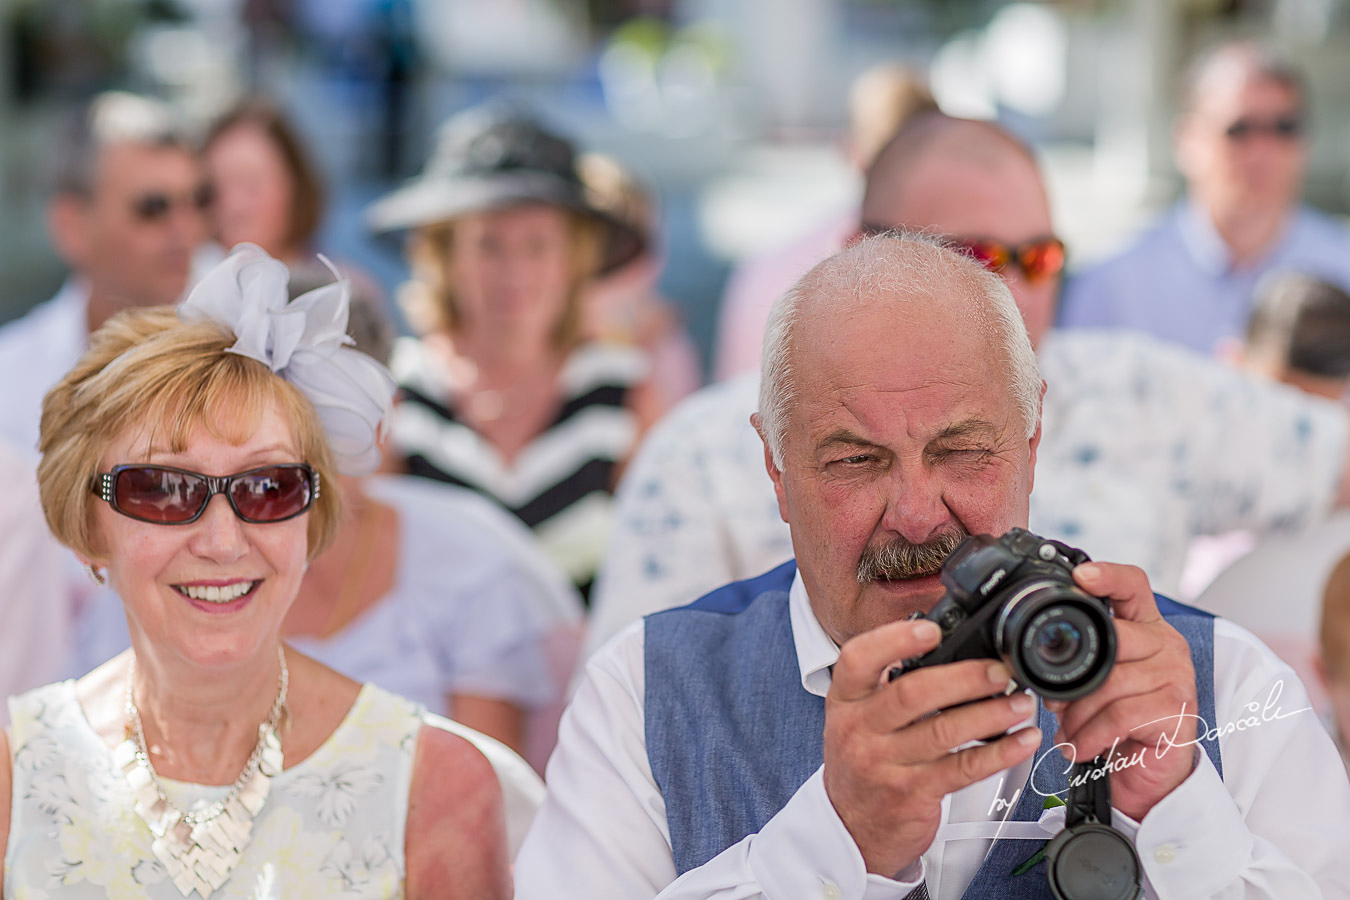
[176,582,257,603]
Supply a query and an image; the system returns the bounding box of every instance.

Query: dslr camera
[892,528,1115,701]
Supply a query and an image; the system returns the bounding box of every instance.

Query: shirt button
[1153,844,1176,864]
[822,884,842,900]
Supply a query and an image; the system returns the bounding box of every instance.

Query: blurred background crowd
[10,0,1350,347]
[7,0,1350,774]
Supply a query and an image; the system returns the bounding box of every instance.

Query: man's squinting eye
[830,453,876,467]
[935,446,993,461]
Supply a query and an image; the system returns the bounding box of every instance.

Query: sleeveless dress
[390,338,647,600]
[5,682,424,899]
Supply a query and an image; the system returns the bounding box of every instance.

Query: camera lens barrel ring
[993,580,1116,701]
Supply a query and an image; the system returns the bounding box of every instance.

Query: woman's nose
[188,494,248,561]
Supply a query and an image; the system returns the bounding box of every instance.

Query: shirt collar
[1176,197,1304,276]
[1176,198,1234,276]
[788,569,842,697]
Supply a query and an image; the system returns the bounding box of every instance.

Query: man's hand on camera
[1043,562,1199,822]
[824,618,1043,878]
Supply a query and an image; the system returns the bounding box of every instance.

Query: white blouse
[5,682,422,899]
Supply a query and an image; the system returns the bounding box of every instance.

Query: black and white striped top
[390,338,648,600]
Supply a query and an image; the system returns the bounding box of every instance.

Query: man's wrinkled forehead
[791,283,995,390]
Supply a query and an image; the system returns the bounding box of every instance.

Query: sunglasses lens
[114,467,209,523]
[961,240,1011,273]
[229,466,313,522]
[132,194,171,221]
[1018,239,1066,283]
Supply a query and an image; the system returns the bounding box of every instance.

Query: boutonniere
[1011,794,1066,876]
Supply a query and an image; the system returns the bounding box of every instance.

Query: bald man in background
[712,63,938,380]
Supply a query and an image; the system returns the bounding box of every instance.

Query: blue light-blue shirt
[1057,200,1350,354]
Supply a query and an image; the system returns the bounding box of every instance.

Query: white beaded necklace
[113,646,288,898]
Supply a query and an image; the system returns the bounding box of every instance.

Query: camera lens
[1024,607,1095,682]
[995,581,1116,701]
[1036,619,1083,667]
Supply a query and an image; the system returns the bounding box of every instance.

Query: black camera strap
[1044,756,1143,900]
[1044,538,1092,569]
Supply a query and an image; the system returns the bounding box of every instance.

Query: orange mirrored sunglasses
[949,236,1066,285]
[857,226,1066,285]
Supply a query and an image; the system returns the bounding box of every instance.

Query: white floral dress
[4,682,424,899]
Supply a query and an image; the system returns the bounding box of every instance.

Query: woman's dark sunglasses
[90,463,318,525]
[859,226,1067,284]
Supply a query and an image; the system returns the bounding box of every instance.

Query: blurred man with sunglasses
[0,92,210,463]
[584,111,1350,658]
[1057,40,1350,355]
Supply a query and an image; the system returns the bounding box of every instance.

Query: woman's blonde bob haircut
[37,306,341,562]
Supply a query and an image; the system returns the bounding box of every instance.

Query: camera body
[893,528,1116,701]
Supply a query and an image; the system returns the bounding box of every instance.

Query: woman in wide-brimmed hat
[368,106,669,602]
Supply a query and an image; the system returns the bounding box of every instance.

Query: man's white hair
[757,231,1042,468]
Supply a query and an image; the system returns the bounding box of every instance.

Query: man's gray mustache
[856,530,967,583]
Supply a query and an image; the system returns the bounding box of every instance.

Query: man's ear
[48,194,91,270]
[1026,379,1047,495]
[751,412,791,525]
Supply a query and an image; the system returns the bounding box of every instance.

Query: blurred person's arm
[619,372,675,482]
[639,301,702,409]
[419,528,573,740]
[404,725,511,899]
[1335,456,1350,509]
[450,695,526,756]
[365,476,583,772]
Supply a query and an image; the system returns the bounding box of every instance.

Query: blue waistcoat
[644,560,1221,897]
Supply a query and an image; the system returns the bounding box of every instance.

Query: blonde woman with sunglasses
[0,245,511,898]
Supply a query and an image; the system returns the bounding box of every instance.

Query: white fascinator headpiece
[178,243,396,475]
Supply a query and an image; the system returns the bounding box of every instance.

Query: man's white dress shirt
[585,330,1347,656]
[519,571,1350,899]
[0,440,68,726]
[0,280,89,462]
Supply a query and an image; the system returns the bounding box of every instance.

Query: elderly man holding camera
[514,233,1350,899]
